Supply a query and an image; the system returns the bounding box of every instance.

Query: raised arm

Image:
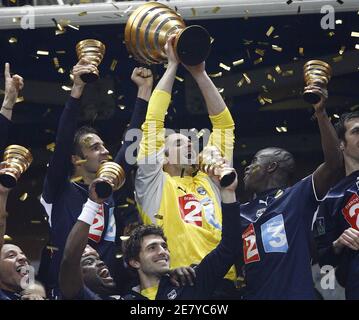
[0,181,11,252]
[114,67,153,172]
[59,178,107,299]
[42,59,97,203]
[0,63,24,153]
[184,62,235,162]
[311,88,344,199]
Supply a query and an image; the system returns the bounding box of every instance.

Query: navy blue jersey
[0,289,21,300]
[314,171,359,299]
[125,202,241,300]
[240,175,320,299]
[39,96,147,297]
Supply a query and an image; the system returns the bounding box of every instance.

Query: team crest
[197,187,207,195]
[167,289,177,300]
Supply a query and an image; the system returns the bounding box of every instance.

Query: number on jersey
[260,214,288,253]
[342,193,359,230]
[242,223,260,264]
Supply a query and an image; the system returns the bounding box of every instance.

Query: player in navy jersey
[39,58,153,299]
[314,111,359,299]
[239,85,343,299]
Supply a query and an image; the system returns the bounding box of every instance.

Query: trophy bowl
[95,161,125,198]
[198,146,236,188]
[125,2,211,65]
[303,60,332,105]
[76,39,106,83]
[0,145,33,188]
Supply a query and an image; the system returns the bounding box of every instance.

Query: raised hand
[131,67,153,89]
[3,63,24,110]
[164,34,180,66]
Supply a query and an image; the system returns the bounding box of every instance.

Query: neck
[252,177,288,199]
[164,164,195,177]
[74,169,96,185]
[344,157,359,176]
[138,272,161,291]
[0,282,18,294]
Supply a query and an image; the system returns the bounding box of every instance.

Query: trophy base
[80,72,99,83]
[95,181,113,199]
[220,171,236,188]
[303,91,322,105]
[0,173,17,189]
[175,25,211,66]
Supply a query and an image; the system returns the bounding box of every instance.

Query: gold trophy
[125,2,211,65]
[95,161,125,198]
[0,145,33,188]
[303,60,332,104]
[198,146,236,187]
[76,39,106,83]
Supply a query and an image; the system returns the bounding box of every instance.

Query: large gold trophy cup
[303,60,332,105]
[95,161,125,198]
[199,146,236,188]
[125,2,211,65]
[0,145,33,188]
[76,39,106,83]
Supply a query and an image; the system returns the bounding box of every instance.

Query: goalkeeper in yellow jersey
[135,34,236,297]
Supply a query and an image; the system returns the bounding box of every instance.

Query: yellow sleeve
[207,107,235,162]
[137,89,171,161]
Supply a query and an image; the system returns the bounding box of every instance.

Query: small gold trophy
[303,60,332,104]
[76,39,106,83]
[95,161,125,198]
[198,146,236,187]
[0,145,33,188]
[125,2,211,65]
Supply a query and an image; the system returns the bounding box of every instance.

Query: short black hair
[72,126,98,157]
[123,224,166,266]
[334,111,359,142]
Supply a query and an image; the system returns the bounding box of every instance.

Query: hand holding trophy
[95,161,125,198]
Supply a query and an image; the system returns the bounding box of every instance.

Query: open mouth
[16,265,29,277]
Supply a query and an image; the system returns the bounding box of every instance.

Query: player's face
[342,118,359,162]
[0,244,31,292]
[81,245,115,292]
[165,133,196,166]
[137,235,170,277]
[244,149,272,192]
[78,134,110,174]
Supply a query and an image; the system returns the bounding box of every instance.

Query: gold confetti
[209,72,222,78]
[46,246,59,251]
[335,19,342,25]
[55,29,66,36]
[108,155,113,160]
[272,45,282,52]
[339,46,346,55]
[12,17,21,23]
[351,31,359,38]
[154,214,163,220]
[219,63,231,71]
[191,8,196,16]
[107,90,114,95]
[46,142,56,151]
[275,190,284,198]
[75,159,87,165]
[118,105,126,110]
[175,76,184,82]
[117,204,129,208]
[217,88,224,93]
[8,37,17,44]
[3,235,12,241]
[243,73,251,84]
[232,59,244,66]
[126,197,135,205]
[266,26,275,37]
[110,59,118,71]
[67,24,79,31]
[16,96,24,103]
[20,193,28,201]
[333,56,343,62]
[53,57,59,69]
[58,68,65,74]
[37,50,49,56]
[299,47,304,56]
[56,50,66,54]
[61,85,71,91]
[255,49,265,56]
[254,57,263,65]
[124,5,133,14]
[70,176,83,183]
[355,44,359,50]
[78,11,88,16]
[258,96,266,105]
[116,254,123,259]
[275,65,282,74]
[241,160,247,166]
[56,23,64,31]
[282,70,294,77]
[212,6,221,13]
[328,31,335,37]
[267,74,276,83]
[31,221,42,224]
[120,236,130,241]
[236,78,245,88]
[210,37,215,44]
[262,85,268,92]
[263,97,273,104]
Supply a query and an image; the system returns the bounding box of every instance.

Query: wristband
[78,198,101,225]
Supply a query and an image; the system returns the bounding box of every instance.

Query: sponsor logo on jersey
[261,214,289,253]
[88,204,105,243]
[342,193,359,230]
[242,223,260,264]
[178,194,202,227]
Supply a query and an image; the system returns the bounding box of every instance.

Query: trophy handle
[174,25,211,66]
[95,181,113,198]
